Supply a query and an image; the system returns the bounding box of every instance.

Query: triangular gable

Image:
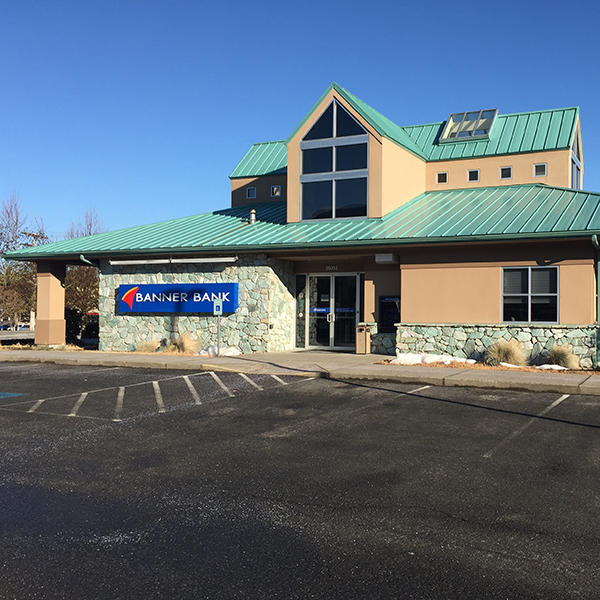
[287,83,428,160]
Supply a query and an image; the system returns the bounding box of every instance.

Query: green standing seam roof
[230,82,579,177]
[229,140,287,178]
[5,184,600,261]
[401,107,579,161]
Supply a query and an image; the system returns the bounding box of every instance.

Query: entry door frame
[304,272,361,351]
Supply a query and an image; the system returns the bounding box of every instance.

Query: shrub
[484,339,526,367]
[136,340,160,353]
[164,334,198,354]
[547,344,580,370]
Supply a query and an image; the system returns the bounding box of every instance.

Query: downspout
[592,236,600,368]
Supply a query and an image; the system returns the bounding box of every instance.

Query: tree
[64,210,103,318]
[0,196,46,327]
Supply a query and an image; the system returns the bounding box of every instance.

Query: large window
[503,267,558,322]
[301,101,368,220]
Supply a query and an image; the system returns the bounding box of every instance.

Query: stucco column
[35,261,66,345]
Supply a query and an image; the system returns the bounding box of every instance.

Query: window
[437,172,448,184]
[300,101,368,220]
[534,163,547,177]
[440,109,497,142]
[246,187,256,199]
[502,267,558,322]
[571,137,581,189]
[468,169,480,182]
[271,185,281,198]
[500,166,512,180]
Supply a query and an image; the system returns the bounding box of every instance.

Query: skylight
[440,109,497,143]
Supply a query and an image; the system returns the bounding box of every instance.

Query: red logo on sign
[121,286,139,310]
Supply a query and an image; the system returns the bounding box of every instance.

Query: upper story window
[246,187,256,199]
[534,163,547,177]
[467,169,480,182]
[571,136,581,189]
[271,185,281,198]
[437,172,448,184]
[500,166,512,180]
[300,101,368,220]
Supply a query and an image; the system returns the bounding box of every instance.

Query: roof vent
[440,109,497,143]
[249,209,256,224]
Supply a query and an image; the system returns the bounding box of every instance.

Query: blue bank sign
[118,283,238,314]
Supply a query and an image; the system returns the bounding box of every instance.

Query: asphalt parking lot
[0,362,598,599]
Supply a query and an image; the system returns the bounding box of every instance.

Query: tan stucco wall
[364,268,400,321]
[425,149,572,191]
[35,261,66,345]
[400,255,595,325]
[231,175,287,208]
[380,138,425,215]
[286,89,382,223]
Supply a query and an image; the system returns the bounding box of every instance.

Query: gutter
[4,231,598,262]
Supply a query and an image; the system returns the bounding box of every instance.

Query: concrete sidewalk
[1,348,600,396]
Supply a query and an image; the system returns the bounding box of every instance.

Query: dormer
[286,84,427,223]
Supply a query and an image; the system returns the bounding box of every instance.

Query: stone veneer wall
[395,323,599,369]
[371,332,396,355]
[99,255,296,353]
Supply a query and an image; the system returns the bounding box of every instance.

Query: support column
[35,261,66,345]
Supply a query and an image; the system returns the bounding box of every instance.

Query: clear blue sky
[1,0,599,239]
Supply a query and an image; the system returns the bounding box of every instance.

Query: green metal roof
[401,107,579,161]
[229,140,287,178]
[6,184,600,261]
[229,83,580,177]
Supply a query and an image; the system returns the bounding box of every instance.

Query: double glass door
[306,274,359,349]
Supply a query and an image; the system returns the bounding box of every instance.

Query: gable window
[271,185,281,198]
[300,101,368,220]
[503,266,558,323]
[500,166,512,180]
[437,172,448,184]
[468,169,480,182]
[534,163,547,177]
[571,136,581,189]
[246,187,256,199]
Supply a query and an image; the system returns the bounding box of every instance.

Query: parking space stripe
[113,387,125,422]
[69,392,88,417]
[270,374,287,385]
[209,371,234,397]
[153,381,166,413]
[27,398,46,413]
[183,375,202,405]
[408,385,431,394]
[483,394,570,459]
[239,372,262,390]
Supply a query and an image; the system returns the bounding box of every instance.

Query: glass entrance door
[308,276,331,347]
[306,274,358,349]
[333,275,357,347]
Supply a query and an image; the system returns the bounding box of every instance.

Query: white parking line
[27,398,46,413]
[113,387,125,421]
[153,381,166,413]
[483,394,570,459]
[239,372,262,390]
[209,371,234,397]
[5,371,211,409]
[408,385,431,394]
[183,375,202,405]
[68,392,88,417]
[270,374,287,385]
